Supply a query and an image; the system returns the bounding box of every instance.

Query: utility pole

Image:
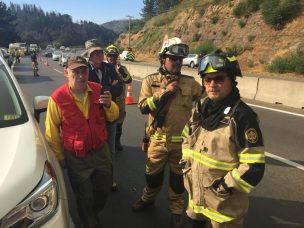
[126,15,133,49]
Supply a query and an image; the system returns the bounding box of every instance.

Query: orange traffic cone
[125,83,135,105]
[44,60,49,67]
[38,55,42,62]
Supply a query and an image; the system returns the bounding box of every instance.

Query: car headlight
[1,161,58,228]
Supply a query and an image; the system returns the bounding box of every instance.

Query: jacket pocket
[63,136,75,153]
[74,140,86,157]
[181,87,192,108]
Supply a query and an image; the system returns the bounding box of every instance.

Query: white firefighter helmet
[159,37,189,58]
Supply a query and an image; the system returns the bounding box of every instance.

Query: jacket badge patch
[245,128,258,143]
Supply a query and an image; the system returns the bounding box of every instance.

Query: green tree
[155,0,181,14]
[141,0,156,21]
[261,0,301,30]
[0,2,19,46]
[7,3,118,48]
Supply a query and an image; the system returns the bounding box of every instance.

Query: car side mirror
[33,96,49,122]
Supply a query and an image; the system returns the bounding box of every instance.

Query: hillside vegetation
[117,0,304,75]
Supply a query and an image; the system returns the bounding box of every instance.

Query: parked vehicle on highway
[29,43,39,53]
[9,42,28,56]
[52,50,62,61]
[59,52,72,67]
[182,53,201,68]
[46,44,54,49]
[120,49,135,61]
[43,48,55,57]
[0,56,74,227]
[0,48,13,68]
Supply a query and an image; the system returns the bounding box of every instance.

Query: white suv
[0,56,74,227]
[182,54,201,68]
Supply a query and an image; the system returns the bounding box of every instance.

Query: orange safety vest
[51,81,107,157]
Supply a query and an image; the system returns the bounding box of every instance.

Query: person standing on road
[45,55,119,228]
[182,50,265,228]
[105,44,133,152]
[133,37,202,228]
[30,51,39,76]
[82,39,123,191]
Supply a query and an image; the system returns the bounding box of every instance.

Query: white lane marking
[266,152,304,171]
[54,69,63,74]
[247,103,304,118]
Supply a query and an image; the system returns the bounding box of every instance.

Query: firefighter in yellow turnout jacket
[132,37,202,228]
[182,50,265,228]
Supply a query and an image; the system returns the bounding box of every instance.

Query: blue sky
[2,0,144,24]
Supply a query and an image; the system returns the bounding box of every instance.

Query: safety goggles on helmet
[106,49,119,56]
[198,52,242,77]
[162,44,189,57]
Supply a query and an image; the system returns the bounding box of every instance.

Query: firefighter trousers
[141,140,185,214]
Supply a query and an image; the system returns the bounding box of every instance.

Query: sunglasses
[203,75,227,84]
[167,55,184,62]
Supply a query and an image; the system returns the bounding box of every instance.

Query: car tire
[190,61,195,68]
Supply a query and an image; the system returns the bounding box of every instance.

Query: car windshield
[0,64,28,128]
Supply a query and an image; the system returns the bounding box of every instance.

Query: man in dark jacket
[82,39,123,191]
[82,39,122,101]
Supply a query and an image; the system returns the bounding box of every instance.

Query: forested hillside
[0,2,118,48]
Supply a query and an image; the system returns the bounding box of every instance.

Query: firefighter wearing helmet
[182,50,265,228]
[133,37,202,228]
[105,44,132,152]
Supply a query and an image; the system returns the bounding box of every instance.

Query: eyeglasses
[163,44,189,57]
[167,55,184,62]
[203,75,227,84]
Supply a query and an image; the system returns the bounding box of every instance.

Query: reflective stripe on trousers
[151,132,183,143]
[188,199,235,223]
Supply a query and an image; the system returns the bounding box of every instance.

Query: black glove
[211,177,232,196]
[159,90,175,104]
[118,66,126,76]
